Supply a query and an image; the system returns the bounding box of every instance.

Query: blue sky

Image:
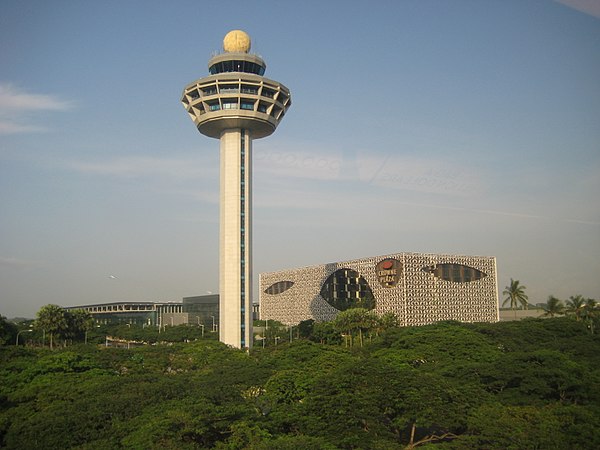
[1,0,599,318]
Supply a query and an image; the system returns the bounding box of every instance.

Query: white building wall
[260,252,499,326]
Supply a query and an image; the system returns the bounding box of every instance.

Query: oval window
[264,280,294,295]
[422,264,487,283]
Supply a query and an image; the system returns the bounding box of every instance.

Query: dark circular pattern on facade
[320,268,375,311]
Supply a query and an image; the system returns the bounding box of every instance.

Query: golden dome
[223,30,251,53]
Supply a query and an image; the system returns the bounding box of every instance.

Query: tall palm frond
[543,296,564,317]
[502,278,529,311]
[566,295,586,321]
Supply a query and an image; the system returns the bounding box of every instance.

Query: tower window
[271,105,282,118]
[220,84,239,94]
[209,60,265,76]
[223,101,238,109]
[241,85,258,95]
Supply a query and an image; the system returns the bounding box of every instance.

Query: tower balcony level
[182,73,291,139]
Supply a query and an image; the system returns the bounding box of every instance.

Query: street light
[211,316,216,332]
[15,329,33,346]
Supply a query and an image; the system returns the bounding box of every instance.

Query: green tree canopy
[69,309,94,334]
[34,304,68,349]
[333,308,379,347]
[0,315,18,346]
[2,315,599,449]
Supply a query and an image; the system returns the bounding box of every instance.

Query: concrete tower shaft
[181,31,291,348]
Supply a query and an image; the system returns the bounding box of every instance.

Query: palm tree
[566,295,586,321]
[333,308,378,347]
[502,278,529,319]
[69,309,95,344]
[581,298,598,334]
[34,304,68,349]
[542,296,565,317]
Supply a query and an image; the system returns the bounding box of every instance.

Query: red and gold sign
[376,258,402,288]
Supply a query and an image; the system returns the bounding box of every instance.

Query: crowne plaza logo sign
[376,258,402,288]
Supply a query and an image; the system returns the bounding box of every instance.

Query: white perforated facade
[260,252,499,326]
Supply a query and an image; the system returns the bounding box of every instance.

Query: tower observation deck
[181,30,291,348]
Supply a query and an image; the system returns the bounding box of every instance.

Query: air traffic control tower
[181,30,291,348]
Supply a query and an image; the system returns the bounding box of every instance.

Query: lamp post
[211,316,216,333]
[15,329,33,346]
[197,317,205,337]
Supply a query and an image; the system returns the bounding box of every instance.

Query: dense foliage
[0,316,18,346]
[1,317,599,449]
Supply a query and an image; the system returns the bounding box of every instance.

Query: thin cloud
[0,83,74,135]
[254,144,342,181]
[357,153,484,198]
[0,83,73,111]
[379,199,600,226]
[555,0,600,19]
[256,174,600,227]
[66,155,218,181]
[0,256,41,270]
[0,121,48,134]
[256,142,485,198]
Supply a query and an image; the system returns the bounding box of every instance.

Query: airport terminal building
[64,295,220,329]
[260,252,499,326]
